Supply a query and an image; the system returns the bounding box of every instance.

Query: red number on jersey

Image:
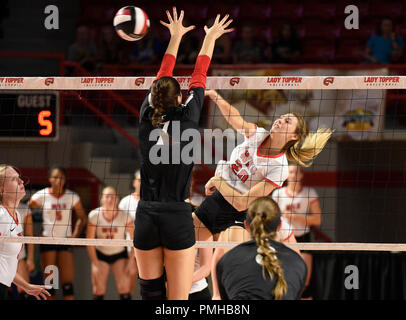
[56,210,62,221]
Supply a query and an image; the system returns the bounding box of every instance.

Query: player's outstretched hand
[23,284,52,300]
[205,89,220,101]
[204,14,234,40]
[160,7,195,38]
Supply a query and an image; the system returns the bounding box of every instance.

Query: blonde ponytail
[248,197,288,300]
[284,113,334,167]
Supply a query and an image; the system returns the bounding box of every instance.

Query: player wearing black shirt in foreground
[133,7,233,300]
[217,197,307,300]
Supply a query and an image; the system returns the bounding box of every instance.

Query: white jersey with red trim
[17,202,32,260]
[0,205,23,286]
[30,188,80,237]
[272,187,319,237]
[88,207,131,256]
[215,126,289,195]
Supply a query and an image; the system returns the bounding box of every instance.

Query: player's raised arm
[205,89,256,137]
[155,7,195,80]
[188,14,234,90]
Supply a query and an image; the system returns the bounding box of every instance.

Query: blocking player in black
[133,7,233,300]
[217,197,307,300]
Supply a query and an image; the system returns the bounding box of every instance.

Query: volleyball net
[0,75,405,251]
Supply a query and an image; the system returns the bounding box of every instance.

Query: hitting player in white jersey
[272,164,322,299]
[28,166,87,300]
[87,186,136,300]
[194,90,332,299]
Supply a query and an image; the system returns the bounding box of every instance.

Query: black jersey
[138,86,204,202]
[217,239,307,300]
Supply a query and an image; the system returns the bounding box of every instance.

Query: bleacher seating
[75,0,406,65]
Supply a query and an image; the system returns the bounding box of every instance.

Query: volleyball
[113,6,150,41]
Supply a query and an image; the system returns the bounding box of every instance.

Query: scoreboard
[0,91,59,141]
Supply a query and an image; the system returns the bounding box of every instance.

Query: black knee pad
[62,283,74,296]
[93,295,104,300]
[119,293,132,300]
[138,275,166,300]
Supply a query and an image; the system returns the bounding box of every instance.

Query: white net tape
[1,237,406,251]
[0,76,405,90]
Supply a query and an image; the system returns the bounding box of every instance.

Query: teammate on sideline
[217,197,307,300]
[272,164,322,299]
[0,164,50,300]
[15,201,35,300]
[118,170,141,295]
[194,89,332,299]
[28,166,87,300]
[87,186,136,300]
[133,7,233,300]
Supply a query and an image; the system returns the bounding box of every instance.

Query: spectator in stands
[206,18,232,64]
[98,25,124,65]
[131,22,163,65]
[232,24,264,64]
[272,22,301,64]
[364,17,404,64]
[67,25,98,71]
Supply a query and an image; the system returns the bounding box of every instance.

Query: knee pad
[62,283,74,296]
[119,293,132,300]
[138,274,166,300]
[93,295,104,300]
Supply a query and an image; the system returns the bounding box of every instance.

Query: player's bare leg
[58,251,75,300]
[112,258,132,296]
[91,260,109,297]
[163,246,195,300]
[193,213,212,242]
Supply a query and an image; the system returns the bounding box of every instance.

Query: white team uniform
[189,249,208,294]
[30,188,80,238]
[118,195,137,253]
[17,202,32,260]
[118,194,138,222]
[272,187,319,237]
[88,207,131,256]
[215,126,289,194]
[0,205,24,287]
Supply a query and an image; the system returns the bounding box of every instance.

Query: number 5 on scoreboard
[38,110,53,136]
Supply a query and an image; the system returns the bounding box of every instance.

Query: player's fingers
[179,10,184,21]
[166,10,173,23]
[219,14,229,25]
[223,28,235,34]
[160,20,169,28]
[223,19,233,29]
[173,7,178,21]
[214,14,220,25]
[204,26,209,34]
[185,25,196,33]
